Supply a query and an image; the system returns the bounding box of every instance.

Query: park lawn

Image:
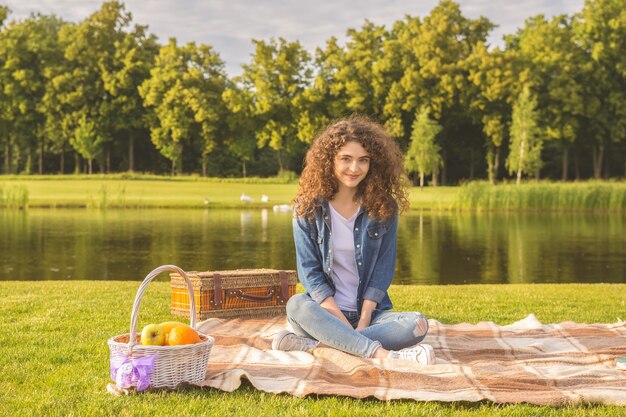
[0,175,457,209]
[0,176,299,208]
[408,185,457,210]
[1,281,625,417]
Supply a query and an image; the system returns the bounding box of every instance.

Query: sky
[3,0,584,76]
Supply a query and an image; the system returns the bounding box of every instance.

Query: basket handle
[127,265,197,351]
[211,270,289,309]
[225,287,275,303]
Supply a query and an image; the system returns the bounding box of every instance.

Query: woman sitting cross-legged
[272,116,435,364]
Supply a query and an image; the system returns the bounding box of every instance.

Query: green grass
[0,174,453,210]
[456,181,626,212]
[1,281,625,416]
[0,175,300,209]
[407,185,458,210]
[2,175,626,212]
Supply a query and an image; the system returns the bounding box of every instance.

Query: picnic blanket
[194,314,626,405]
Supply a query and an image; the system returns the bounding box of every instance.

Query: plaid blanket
[194,314,626,405]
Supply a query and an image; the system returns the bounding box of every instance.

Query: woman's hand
[356,299,377,330]
[355,319,370,331]
[320,296,353,328]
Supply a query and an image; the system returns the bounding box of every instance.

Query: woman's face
[333,141,370,192]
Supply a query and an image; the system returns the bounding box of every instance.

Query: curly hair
[294,115,409,221]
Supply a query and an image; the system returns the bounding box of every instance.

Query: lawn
[1,281,625,416]
[0,175,300,208]
[0,174,457,209]
[4,175,625,211]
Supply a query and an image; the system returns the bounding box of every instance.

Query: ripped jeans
[286,294,429,358]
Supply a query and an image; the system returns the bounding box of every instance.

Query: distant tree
[342,21,388,117]
[508,14,584,181]
[0,10,15,173]
[57,1,135,173]
[140,38,226,175]
[227,38,311,172]
[298,20,397,144]
[71,115,102,174]
[222,81,257,177]
[101,23,158,172]
[466,43,520,184]
[574,0,626,178]
[40,22,73,174]
[0,5,8,27]
[507,87,542,184]
[0,13,65,174]
[405,107,442,188]
[295,37,345,143]
[384,0,494,182]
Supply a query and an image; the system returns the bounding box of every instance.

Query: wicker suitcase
[170,268,297,319]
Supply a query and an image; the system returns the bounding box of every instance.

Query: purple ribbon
[110,353,157,392]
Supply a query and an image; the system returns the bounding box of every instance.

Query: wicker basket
[108,265,214,391]
[170,268,297,319]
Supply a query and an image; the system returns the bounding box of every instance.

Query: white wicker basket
[108,265,214,390]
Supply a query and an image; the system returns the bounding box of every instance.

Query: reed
[455,181,626,212]
[0,184,29,209]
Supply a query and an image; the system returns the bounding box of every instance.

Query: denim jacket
[292,200,398,313]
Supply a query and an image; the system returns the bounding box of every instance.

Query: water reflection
[0,209,624,284]
[395,211,626,284]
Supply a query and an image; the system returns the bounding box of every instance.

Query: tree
[0,14,65,174]
[0,6,8,27]
[101,23,158,172]
[405,107,442,188]
[40,23,73,174]
[0,8,13,173]
[508,15,585,181]
[295,37,347,144]
[299,20,390,143]
[507,87,542,184]
[343,21,388,117]
[139,38,226,174]
[466,43,520,184]
[71,115,102,174]
[574,0,626,178]
[222,81,257,177]
[57,1,135,173]
[227,38,311,171]
[298,19,399,145]
[384,0,494,182]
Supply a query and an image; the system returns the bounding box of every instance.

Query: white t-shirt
[328,203,360,311]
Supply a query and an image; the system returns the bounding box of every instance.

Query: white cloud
[3,0,584,75]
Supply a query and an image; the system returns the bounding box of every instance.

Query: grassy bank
[0,174,455,209]
[0,175,300,208]
[1,281,625,416]
[1,175,626,211]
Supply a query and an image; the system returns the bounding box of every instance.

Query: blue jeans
[286,294,429,358]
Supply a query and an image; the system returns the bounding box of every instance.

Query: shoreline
[2,176,625,212]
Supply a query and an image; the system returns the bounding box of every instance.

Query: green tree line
[0,0,624,183]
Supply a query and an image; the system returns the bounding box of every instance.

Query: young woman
[272,116,435,364]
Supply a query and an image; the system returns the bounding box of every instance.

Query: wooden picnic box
[170,269,298,319]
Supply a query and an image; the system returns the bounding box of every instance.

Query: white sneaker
[272,330,319,352]
[388,344,435,365]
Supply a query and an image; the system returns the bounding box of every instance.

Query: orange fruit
[159,321,189,346]
[167,325,202,346]
[160,321,188,334]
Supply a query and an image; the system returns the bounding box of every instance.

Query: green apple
[140,323,165,346]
